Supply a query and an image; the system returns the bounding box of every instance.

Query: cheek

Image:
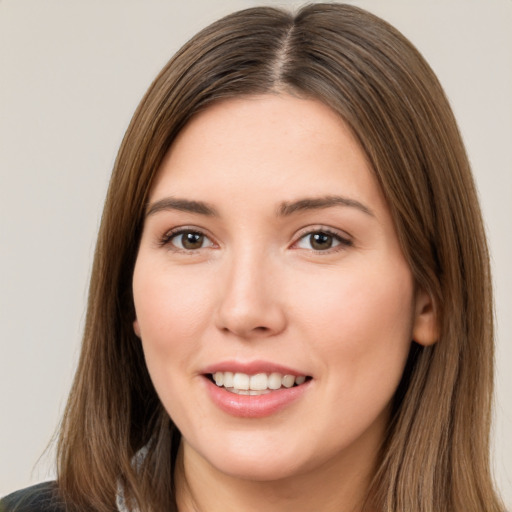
[294,262,414,391]
[133,262,214,354]
[132,263,217,419]
[132,261,214,416]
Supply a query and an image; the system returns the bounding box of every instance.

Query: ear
[412,287,438,346]
[133,319,141,338]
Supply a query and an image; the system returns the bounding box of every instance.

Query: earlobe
[133,319,141,338]
[412,288,439,346]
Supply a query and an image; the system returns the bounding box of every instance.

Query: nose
[215,249,287,339]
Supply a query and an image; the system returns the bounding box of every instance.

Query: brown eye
[296,230,351,252]
[167,230,213,250]
[181,232,204,249]
[310,232,334,250]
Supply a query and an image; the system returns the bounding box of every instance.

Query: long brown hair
[56,4,504,511]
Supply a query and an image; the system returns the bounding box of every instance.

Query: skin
[132,94,437,512]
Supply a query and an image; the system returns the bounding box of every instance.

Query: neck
[174,439,380,512]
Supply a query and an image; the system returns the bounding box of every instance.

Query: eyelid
[159,226,217,251]
[291,225,353,252]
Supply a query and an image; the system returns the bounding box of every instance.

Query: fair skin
[132,94,436,512]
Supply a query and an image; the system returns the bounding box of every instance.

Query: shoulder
[0,482,65,512]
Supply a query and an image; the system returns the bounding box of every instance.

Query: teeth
[282,375,295,388]
[232,372,249,390]
[250,373,268,390]
[268,372,282,390]
[223,372,234,387]
[295,375,306,385]
[229,389,273,395]
[212,371,308,392]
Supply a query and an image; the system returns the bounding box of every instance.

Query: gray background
[1,0,511,505]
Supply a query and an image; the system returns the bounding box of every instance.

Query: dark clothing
[0,482,65,512]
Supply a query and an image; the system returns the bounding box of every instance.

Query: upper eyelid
[293,225,352,242]
[163,226,212,238]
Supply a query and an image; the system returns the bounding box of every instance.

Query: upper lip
[201,360,309,377]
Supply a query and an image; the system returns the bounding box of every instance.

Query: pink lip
[204,378,311,418]
[200,360,312,419]
[201,360,307,377]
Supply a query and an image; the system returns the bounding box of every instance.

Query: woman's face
[133,94,434,482]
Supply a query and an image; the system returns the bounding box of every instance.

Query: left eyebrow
[277,195,374,217]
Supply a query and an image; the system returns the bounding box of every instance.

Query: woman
[1,3,505,511]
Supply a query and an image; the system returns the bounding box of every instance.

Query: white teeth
[249,389,271,395]
[233,372,250,390]
[223,372,234,387]
[282,375,295,388]
[268,372,282,390]
[249,373,268,390]
[229,389,273,395]
[212,371,308,392]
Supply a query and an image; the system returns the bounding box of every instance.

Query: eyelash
[159,227,215,253]
[159,226,353,254]
[293,228,353,253]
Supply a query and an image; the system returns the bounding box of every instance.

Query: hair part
[56,4,503,511]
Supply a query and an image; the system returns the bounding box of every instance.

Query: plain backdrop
[1,0,511,505]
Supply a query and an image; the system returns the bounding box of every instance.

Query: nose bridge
[216,242,285,338]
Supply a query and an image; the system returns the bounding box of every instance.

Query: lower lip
[204,377,311,418]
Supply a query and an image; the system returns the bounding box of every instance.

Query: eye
[163,229,214,251]
[295,230,352,252]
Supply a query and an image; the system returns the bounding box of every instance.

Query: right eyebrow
[145,197,219,217]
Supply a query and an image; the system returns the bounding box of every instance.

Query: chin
[212,454,306,482]
[188,434,311,482]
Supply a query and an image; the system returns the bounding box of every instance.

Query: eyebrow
[277,195,374,217]
[146,197,219,217]
[145,194,374,218]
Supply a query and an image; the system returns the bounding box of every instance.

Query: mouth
[207,371,312,395]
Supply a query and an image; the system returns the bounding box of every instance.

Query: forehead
[150,94,385,215]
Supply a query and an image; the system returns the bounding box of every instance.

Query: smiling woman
[132,94,435,497]
[0,3,505,512]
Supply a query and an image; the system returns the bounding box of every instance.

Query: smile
[211,372,309,395]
